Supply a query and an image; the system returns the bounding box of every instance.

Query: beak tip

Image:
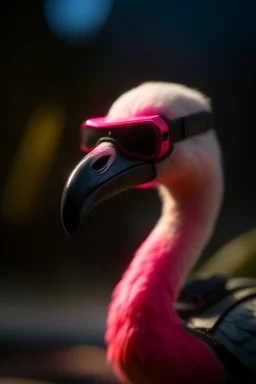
[61,217,79,236]
[61,198,80,236]
[62,223,74,236]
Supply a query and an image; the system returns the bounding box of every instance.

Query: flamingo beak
[61,142,155,235]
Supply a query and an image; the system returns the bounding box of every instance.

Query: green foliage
[194,228,256,278]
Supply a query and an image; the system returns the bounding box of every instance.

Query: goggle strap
[166,111,214,143]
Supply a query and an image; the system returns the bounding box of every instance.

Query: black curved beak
[61,142,155,235]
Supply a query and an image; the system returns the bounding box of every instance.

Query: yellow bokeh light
[2,106,65,221]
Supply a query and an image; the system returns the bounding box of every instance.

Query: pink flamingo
[61,82,256,384]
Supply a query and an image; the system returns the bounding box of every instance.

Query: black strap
[165,111,214,143]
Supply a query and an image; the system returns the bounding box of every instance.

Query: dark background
[1,0,256,348]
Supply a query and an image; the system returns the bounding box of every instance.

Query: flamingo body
[61,82,256,383]
[105,82,226,383]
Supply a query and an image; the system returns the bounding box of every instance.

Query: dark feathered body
[177,275,256,382]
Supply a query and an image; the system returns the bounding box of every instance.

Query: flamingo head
[61,82,223,235]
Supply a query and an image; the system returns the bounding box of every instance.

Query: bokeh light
[43,0,114,44]
[2,106,65,222]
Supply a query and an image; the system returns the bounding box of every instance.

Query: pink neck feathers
[106,172,226,383]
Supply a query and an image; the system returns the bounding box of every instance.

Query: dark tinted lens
[82,127,107,149]
[115,123,159,157]
[82,123,159,157]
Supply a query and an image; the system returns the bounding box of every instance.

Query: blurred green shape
[194,227,256,277]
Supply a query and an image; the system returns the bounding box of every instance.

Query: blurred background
[1,0,256,382]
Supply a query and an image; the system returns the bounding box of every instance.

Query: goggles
[80,111,213,161]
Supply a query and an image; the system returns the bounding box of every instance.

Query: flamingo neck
[106,164,225,383]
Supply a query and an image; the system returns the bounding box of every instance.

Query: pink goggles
[80,112,213,161]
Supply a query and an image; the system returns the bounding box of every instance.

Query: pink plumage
[105,83,226,383]
[61,81,256,383]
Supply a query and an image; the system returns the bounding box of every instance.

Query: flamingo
[61,82,256,384]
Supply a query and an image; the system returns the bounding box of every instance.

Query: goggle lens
[82,123,159,158]
[80,111,213,161]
